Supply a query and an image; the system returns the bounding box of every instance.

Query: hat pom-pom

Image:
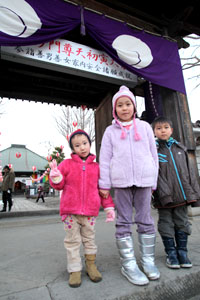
[134,132,141,141]
[120,130,126,139]
[119,85,129,92]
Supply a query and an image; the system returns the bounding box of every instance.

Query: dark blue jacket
[153,138,200,209]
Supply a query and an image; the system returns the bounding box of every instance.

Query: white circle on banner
[0,0,42,38]
[112,34,153,69]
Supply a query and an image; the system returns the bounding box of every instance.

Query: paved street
[0,196,200,299]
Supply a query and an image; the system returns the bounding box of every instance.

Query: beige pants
[63,215,97,272]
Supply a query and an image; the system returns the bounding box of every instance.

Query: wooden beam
[64,0,161,34]
[64,0,200,38]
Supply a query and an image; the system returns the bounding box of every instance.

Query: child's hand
[49,160,61,177]
[99,189,110,199]
[49,159,62,183]
[105,209,115,222]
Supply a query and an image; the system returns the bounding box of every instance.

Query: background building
[0,144,48,194]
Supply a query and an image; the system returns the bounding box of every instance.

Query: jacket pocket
[141,157,157,185]
[87,190,101,212]
[60,185,79,211]
[110,159,127,184]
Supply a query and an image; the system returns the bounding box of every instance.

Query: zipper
[128,131,134,180]
[81,164,86,214]
[167,146,186,200]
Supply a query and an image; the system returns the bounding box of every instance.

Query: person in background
[49,129,115,288]
[1,165,15,212]
[99,85,160,286]
[36,185,45,203]
[152,116,200,269]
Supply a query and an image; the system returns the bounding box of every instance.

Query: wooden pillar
[160,87,195,148]
[95,92,113,162]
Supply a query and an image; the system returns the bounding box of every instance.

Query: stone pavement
[0,195,59,218]
[0,196,200,299]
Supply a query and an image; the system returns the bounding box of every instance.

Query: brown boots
[85,254,102,282]
[69,271,81,288]
[68,254,102,288]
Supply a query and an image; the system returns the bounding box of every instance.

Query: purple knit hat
[112,85,140,140]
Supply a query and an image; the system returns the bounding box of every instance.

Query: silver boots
[116,236,149,285]
[138,233,160,280]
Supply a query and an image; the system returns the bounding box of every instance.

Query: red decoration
[8,164,12,169]
[16,152,21,158]
[56,152,60,157]
[47,168,50,172]
[32,166,36,172]
[66,135,69,141]
[73,121,78,127]
[81,105,87,111]
[47,155,52,161]
[60,145,64,150]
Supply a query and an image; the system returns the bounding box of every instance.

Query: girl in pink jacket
[99,86,160,286]
[49,129,115,288]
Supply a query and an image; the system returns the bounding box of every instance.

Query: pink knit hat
[112,85,140,140]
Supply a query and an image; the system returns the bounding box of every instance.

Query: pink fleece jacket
[49,153,115,217]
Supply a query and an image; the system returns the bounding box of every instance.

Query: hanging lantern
[73,121,78,127]
[16,152,21,158]
[47,155,52,161]
[56,152,60,157]
[60,145,64,150]
[81,105,87,111]
[32,165,36,172]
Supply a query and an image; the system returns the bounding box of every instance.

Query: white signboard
[30,188,35,195]
[26,179,32,186]
[1,39,138,87]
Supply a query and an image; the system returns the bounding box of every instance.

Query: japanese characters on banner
[1,39,137,86]
[0,0,186,93]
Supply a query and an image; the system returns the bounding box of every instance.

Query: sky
[0,36,199,159]
[0,100,73,158]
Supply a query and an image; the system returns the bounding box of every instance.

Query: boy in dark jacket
[152,116,200,269]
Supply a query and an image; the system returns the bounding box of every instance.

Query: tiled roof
[0,144,47,173]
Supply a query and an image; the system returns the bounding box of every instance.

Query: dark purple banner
[0,0,186,94]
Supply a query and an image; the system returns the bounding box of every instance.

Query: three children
[49,86,200,288]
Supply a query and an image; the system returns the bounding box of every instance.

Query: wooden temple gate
[0,0,199,194]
